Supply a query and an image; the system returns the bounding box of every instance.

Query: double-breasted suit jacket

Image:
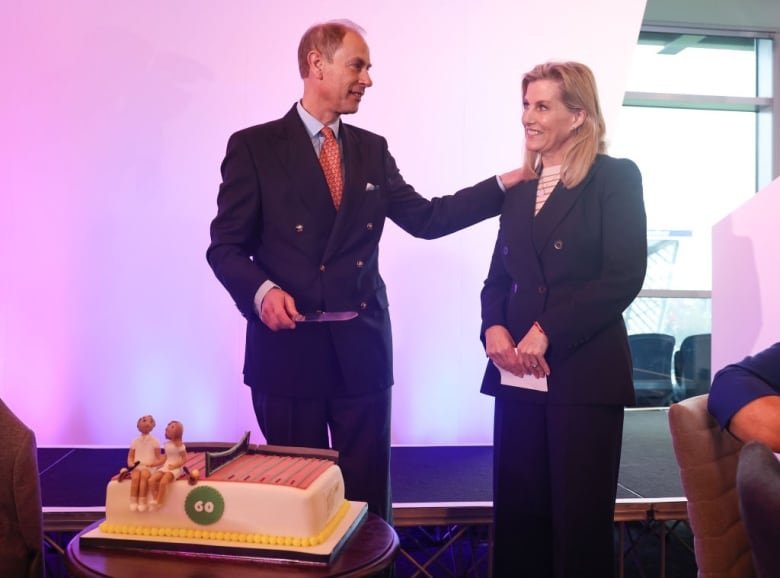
[481,154,647,405]
[208,105,505,398]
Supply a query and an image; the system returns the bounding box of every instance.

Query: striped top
[534,165,561,216]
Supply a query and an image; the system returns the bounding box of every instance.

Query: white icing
[104,463,345,540]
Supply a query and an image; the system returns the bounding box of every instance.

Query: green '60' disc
[184,486,224,525]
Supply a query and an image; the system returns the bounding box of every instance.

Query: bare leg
[148,472,162,509]
[129,470,141,511]
[156,472,174,506]
[138,470,152,512]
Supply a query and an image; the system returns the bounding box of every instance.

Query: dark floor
[393,521,696,578]
[620,520,696,578]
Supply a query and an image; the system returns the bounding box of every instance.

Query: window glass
[624,298,712,403]
[610,106,756,291]
[625,298,712,346]
[625,32,758,97]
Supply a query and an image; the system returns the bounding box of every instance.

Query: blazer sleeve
[206,131,270,319]
[480,230,513,334]
[539,159,647,352]
[382,145,505,239]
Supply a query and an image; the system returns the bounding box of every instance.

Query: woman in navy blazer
[480,62,647,577]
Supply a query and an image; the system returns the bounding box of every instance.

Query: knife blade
[295,311,359,323]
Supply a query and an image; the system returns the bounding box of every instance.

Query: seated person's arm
[729,395,780,452]
[708,342,780,452]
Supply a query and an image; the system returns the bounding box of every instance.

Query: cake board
[79,500,368,565]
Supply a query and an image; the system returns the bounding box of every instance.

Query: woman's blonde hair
[522,61,606,188]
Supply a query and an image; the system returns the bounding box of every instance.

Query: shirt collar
[296,101,340,139]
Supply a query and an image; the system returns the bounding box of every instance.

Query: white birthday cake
[81,437,368,564]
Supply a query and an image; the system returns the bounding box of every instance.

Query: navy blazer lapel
[499,181,539,279]
[532,160,599,252]
[278,107,338,218]
[502,181,537,250]
[323,123,369,260]
[338,123,370,216]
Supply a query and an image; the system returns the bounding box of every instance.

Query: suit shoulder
[341,122,387,145]
[594,154,640,177]
[229,116,287,141]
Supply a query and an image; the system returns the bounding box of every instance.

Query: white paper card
[495,361,548,392]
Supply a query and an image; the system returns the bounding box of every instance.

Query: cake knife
[295,311,358,322]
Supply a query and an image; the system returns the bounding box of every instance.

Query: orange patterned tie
[319,127,343,209]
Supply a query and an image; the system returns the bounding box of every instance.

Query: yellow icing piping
[99,500,351,548]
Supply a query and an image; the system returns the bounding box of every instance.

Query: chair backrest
[674,334,713,398]
[736,441,780,578]
[629,333,676,406]
[667,394,755,578]
[629,333,676,380]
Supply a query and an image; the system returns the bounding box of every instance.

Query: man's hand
[499,165,535,190]
[259,288,300,331]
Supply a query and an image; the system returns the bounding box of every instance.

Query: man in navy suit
[207,19,525,521]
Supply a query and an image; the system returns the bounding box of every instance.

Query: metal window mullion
[641,24,774,40]
[637,290,712,299]
[623,92,771,112]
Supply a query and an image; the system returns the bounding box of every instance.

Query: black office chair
[673,333,712,400]
[737,441,780,578]
[628,333,676,406]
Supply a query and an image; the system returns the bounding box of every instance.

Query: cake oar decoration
[182,465,200,485]
[118,461,141,482]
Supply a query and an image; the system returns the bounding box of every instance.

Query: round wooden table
[66,514,398,578]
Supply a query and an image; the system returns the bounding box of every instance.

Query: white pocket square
[365,182,377,191]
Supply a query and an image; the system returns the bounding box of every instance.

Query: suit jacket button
[502,245,509,256]
[538,285,547,294]
[553,240,563,250]
[512,282,518,294]
[356,260,364,268]
[319,265,326,272]
[360,302,367,310]
[366,222,374,230]
[295,224,304,233]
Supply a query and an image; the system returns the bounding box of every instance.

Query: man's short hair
[297,19,366,78]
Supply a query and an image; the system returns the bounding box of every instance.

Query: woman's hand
[485,325,522,374]
[516,323,550,378]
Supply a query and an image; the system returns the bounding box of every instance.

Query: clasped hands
[485,324,550,379]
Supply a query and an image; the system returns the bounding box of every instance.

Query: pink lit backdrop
[712,177,780,369]
[0,0,646,445]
